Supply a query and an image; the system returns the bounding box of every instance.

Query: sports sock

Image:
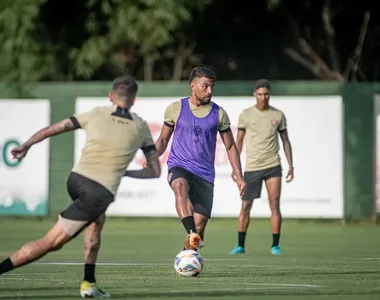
[84,263,96,283]
[181,216,197,234]
[272,234,280,247]
[238,231,247,248]
[0,258,14,275]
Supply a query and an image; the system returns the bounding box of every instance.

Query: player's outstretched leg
[0,222,71,275]
[265,177,283,255]
[80,214,110,298]
[229,200,253,254]
[171,178,204,250]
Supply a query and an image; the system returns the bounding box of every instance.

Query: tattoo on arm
[23,119,76,148]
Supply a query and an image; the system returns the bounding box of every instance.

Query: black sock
[238,232,247,248]
[181,216,197,234]
[84,264,96,283]
[272,234,280,247]
[0,258,14,275]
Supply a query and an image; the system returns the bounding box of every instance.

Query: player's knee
[47,238,65,252]
[50,244,63,252]
[269,197,280,214]
[43,228,70,252]
[172,180,188,197]
[241,201,253,215]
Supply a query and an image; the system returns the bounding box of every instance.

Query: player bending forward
[0,75,161,298]
[229,79,294,255]
[126,66,246,251]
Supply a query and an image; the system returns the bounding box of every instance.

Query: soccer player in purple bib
[127,67,246,250]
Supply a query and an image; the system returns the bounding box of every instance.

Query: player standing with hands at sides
[126,66,246,251]
[0,75,161,298]
[229,79,294,255]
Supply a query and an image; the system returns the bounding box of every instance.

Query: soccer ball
[173,249,203,277]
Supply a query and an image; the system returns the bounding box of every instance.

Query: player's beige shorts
[58,215,88,237]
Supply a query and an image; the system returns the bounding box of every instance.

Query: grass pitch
[0,217,379,299]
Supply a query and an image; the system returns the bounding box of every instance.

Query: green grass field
[0,217,379,299]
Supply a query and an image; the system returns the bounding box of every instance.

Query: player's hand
[231,171,237,182]
[286,167,294,183]
[11,144,30,162]
[142,160,148,168]
[235,177,247,198]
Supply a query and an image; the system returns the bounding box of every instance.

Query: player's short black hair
[188,67,216,84]
[254,79,270,90]
[112,75,138,102]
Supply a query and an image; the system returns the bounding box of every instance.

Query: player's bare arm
[280,129,294,182]
[124,147,161,179]
[155,124,174,157]
[220,130,246,196]
[235,129,246,155]
[141,120,174,169]
[11,118,76,161]
[231,129,246,181]
[24,118,76,147]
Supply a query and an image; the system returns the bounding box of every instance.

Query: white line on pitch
[1,279,320,290]
[30,261,342,272]
[234,282,322,288]
[35,262,160,266]
[169,287,298,293]
[0,277,65,282]
[35,258,261,263]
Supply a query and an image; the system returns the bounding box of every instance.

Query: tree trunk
[172,55,184,81]
[143,55,155,81]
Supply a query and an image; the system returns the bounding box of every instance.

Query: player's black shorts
[58,172,114,237]
[167,167,214,218]
[242,165,282,201]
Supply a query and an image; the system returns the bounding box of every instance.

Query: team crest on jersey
[271,119,278,126]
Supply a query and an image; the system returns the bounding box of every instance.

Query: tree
[72,0,212,81]
[268,0,371,82]
[0,0,58,95]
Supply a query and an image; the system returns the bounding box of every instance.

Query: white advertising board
[75,96,343,218]
[0,100,50,216]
